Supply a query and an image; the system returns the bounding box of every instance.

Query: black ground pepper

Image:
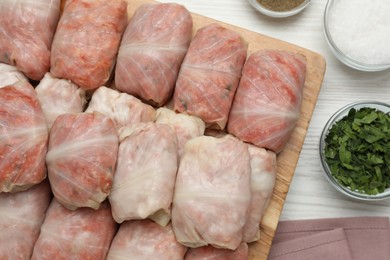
[257,0,305,12]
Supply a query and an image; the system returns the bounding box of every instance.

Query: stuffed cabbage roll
[109,122,178,225]
[107,220,187,260]
[0,181,51,260]
[243,145,277,243]
[172,135,251,250]
[0,0,60,80]
[185,243,248,260]
[46,112,118,210]
[115,3,192,106]
[31,200,117,260]
[155,107,205,157]
[0,82,48,193]
[173,23,247,130]
[35,73,86,130]
[51,0,128,90]
[0,63,27,87]
[227,50,307,153]
[86,86,156,131]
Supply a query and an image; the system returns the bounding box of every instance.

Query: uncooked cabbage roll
[109,122,178,225]
[173,23,247,130]
[172,135,251,250]
[86,86,156,131]
[46,112,118,210]
[227,50,307,153]
[0,81,48,193]
[107,220,187,260]
[31,200,117,260]
[0,63,27,88]
[242,144,277,243]
[0,0,60,80]
[155,107,205,157]
[35,73,86,130]
[185,242,248,260]
[51,0,128,90]
[0,181,51,260]
[115,3,192,106]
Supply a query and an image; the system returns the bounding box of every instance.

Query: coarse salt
[327,0,390,65]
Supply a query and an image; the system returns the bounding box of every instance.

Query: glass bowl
[323,0,390,72]
[248,0,311,18]
[319,101,390,201]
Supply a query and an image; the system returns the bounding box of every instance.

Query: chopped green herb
[180,99,187,110]
[324,107,390,195]
[3,52,9,62]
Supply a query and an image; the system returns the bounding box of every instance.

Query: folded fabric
[269,216,390,260]
[269,228,353,260]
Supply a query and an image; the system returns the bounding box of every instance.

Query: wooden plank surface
[125,1,326,259]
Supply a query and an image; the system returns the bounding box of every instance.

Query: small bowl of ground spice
[324,0,390,71]
[320,101,390,201]
[248,0,311,18]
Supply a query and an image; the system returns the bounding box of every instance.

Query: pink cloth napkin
[269,217,390,260]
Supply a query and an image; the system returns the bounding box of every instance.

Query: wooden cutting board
[61,0,326,258]
[124,1,326,259]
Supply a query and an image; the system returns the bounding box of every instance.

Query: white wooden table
[158,0,390,219]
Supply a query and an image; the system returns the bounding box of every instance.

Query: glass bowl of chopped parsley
[320,101,390,201]
[248,0,311,18]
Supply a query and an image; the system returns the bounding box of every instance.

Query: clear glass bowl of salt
[324,0,390,72]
